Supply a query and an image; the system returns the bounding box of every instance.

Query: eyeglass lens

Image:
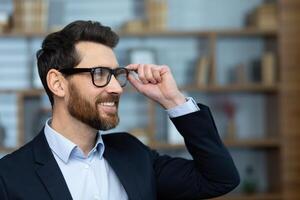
[93,68,127,87]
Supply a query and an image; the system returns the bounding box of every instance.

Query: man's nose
[105,75,123,94]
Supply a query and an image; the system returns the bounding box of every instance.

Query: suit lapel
[104,143,142,200]
[32,130,72,200]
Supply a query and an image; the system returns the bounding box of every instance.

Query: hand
[126,64,186,109]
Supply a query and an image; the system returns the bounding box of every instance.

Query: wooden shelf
[180,84,278,93]
[149,138,280,150]
[0,88,45,96]
[119,28,277,37]
[18,88,45,96]
[0,31,47,38]
[0,89,20,94]
[0,28,277,38]
[0,88,44,95]
[213,193,282,200]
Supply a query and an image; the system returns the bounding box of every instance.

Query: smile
[100,102,116,106]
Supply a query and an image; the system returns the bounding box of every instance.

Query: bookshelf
[180,84,278,93]
[0,28,278,38]
[1,0,299,199]
[0,30,281,200]
[0,27,281,200]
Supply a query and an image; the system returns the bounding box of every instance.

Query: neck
[51,106,98,156]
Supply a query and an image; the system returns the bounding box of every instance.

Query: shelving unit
[0,28,278,38]
[0,27,281,198]
[180,84,278,93]
[1,0,300,199]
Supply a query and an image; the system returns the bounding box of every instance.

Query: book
[261,52,276,85]
[246,3,278,30]
[195,56,210,86]
[145,0,168,31]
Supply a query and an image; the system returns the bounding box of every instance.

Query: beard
[67,83,120,131]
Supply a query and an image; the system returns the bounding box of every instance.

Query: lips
[98,102,117,114]
[96,96,120,114]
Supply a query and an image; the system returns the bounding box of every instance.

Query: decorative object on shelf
[223,99,236,140]
[145,0,168,31]
[236,63,248,84]
[195,56,210,86]
[130,128,149,145]
[249,59,261,83]
[261,52,276,86]
[0,115,6,147]
[242,165,258,194]
[128,48,157,64]
[121,0,168,32]
[0,11,10,33]
[122,20,146,33]
[229,63,248,84]
[13,0,49,33]
[246,3,278,30]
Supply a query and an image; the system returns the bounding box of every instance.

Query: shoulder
[0,141,34,174]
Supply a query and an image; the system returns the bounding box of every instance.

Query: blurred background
[0,0,299,199]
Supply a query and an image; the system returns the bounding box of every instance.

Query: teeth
[100,102,115,106]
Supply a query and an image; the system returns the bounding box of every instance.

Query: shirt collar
[44,118,105,163]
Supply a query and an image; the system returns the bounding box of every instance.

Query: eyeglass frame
[59,66,130,88]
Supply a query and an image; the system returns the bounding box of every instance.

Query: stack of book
[261,52,276,85]
[145,0,168,31]
[247,3,278,30]
[195,56,210,86]
[13,0,49,33]
[121,20,146,33]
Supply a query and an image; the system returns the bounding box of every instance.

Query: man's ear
[46,69,67,98]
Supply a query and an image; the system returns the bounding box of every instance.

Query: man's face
[66,42,123,130]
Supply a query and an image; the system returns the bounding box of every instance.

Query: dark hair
[36,20,119,106]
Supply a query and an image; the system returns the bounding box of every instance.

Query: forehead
[75,41,118,68]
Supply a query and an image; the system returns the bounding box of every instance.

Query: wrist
[162,93,186,109]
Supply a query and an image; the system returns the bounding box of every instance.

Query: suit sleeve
[152,104,240,200]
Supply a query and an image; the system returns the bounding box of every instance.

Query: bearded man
[0,20,239,200]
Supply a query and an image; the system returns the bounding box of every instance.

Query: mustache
[95,94,120,105]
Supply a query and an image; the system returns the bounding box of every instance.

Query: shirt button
[84,164,89,169]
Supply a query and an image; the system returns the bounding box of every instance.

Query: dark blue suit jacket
[0,104,239,200]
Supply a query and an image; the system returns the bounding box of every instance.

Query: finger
[125,64,139,72]
[152,67,162,83]
[138,64,148,84]
[144,65,157,84]
[156,65,170,76]
[127,72,143,92]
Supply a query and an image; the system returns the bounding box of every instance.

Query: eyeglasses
[59,67,129,88]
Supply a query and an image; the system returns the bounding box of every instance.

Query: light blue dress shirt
[44,97,199,200]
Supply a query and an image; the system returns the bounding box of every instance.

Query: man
[0,20,239,200]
